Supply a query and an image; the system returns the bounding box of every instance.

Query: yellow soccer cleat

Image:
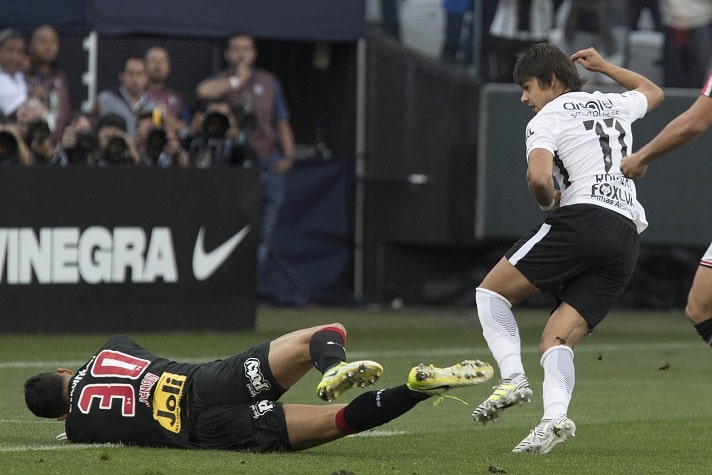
[407,360,494,396]
[317,360,383,402]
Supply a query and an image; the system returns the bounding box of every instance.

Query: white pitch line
[0,434,407,452]
[0,443,119,453]
[348,340,700,359]
[0,341,699,370]
[350,430,408,438]
[0,419,55,424]
[0,361,88,369]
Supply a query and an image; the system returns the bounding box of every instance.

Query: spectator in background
[135,110,189,167]
[144,46,191,136]
[16,98,56,166]
[186,101,246,169]
[660,0,712,88]
[26,25,71,145]
[95,56,157,139]
[563,0,619,57]
[626,0,663,32]
[53,111,97,167]
[0,28,28,119]
[95,112,140,167]
[442,0,474,65]
[380,0,401,40]
[488,0,555,82]
[195,33,296,281]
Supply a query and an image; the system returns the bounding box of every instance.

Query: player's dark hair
[513,42,586,92]
[24,372,67,418]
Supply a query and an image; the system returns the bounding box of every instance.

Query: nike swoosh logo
[192,225,250,281]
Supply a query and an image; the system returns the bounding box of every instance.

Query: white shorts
[701,242,712,268]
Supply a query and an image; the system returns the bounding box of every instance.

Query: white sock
[475,288,524,379]
[540,345,575,420]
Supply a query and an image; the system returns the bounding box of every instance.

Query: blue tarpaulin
[93,0,365,41]
[258,158,354,306]
[1,0,365,41]
[0,0,87,34]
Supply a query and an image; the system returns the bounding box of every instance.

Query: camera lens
[74,131,96,152]
[67,131,97,165]
[0,130,18,161]
[105,135,129,163]
[25,119,50,145]
[202,111,229,140]
[145,128,167,160]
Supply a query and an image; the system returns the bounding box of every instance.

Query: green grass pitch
[1,306,710,474]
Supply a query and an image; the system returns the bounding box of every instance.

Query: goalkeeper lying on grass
[25,323,492,452]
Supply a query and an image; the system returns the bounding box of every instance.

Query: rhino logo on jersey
[244,358,271,397]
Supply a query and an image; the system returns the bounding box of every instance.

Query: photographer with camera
[16,98,56,166]
[95,112,139,167]
[186,101,247,169]
[0,117,31,166]
[136,108,188,167]
[144,46,191,136]
[195,33,295,281]
[95,56,157,140]
[52,111,97,166]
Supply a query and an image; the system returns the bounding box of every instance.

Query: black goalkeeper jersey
[65,335,201,448]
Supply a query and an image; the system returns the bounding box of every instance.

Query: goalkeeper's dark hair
[513,42,586,92]
[24,372,67,418]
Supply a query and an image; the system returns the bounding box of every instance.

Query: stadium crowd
[378,0,711,88]
[3,1,710,168]
[0,26,294,176]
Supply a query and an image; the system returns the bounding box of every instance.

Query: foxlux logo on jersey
[0,225,250,285]
[591,174,635,210]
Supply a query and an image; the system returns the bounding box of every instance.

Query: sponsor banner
[0,167,259,332]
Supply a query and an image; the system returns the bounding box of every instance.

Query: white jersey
[525,90,649,233]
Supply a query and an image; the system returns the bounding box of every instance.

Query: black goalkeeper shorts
[187,340,292,452]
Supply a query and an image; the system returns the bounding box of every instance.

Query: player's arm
[195,75,239,102]
[621,94,712,178]
[570,47,664,113]
[636,94,712,164]
[526,148,558,210]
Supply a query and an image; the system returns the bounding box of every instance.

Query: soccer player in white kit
[471,44,664,454]
[621,72,712,348]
